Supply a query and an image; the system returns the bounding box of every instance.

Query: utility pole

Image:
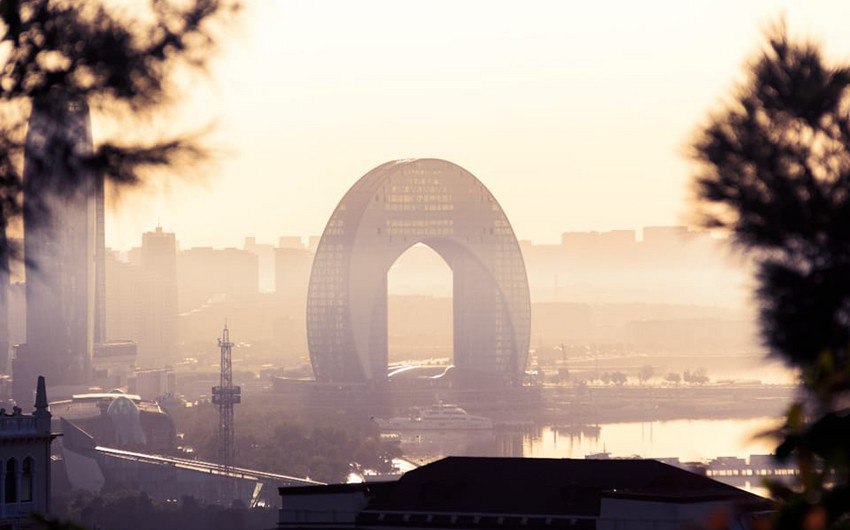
[212,325,240,498]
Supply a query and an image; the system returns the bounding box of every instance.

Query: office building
[275,247,313,309]
[177,247,258,312]
[14,96,103,403]
[244,237,276,292]
[139,227,178,364]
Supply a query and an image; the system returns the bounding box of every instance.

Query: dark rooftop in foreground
[279,456,774,530]
[361,457,768,515]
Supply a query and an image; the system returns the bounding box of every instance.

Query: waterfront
[525,417,780,461]
[398,416,781,464]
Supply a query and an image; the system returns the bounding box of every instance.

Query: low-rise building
[0,376,55,529]
[278,457,773,530]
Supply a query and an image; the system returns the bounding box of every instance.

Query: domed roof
[106,396,147,446]
[106,395,139,417]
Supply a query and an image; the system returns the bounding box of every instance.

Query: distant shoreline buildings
[1,123,753,401]
[1,220,753,399]
[521,225,748,306]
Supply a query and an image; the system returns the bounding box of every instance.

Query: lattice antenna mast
[212,325,240,478]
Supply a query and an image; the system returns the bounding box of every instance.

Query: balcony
[0,417,38,436]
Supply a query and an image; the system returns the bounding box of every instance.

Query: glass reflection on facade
[307,159,530,386]
[14,96,103,403]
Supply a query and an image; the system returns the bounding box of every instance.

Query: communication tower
[212,325,240,477]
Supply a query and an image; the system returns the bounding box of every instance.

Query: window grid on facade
[307,159,530,385]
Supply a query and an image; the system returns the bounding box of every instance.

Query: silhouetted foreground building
[58,419,318,507]
[308,159,530,386]
[278,457,772,530]
[0,377,55,529]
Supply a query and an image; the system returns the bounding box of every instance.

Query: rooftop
[281,456,772,518]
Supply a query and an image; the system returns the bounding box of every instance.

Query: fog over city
[3,1,850,529]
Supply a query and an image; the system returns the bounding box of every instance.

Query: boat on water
[374,403,493,431]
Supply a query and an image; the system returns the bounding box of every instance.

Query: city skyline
[102,1,850,251]
[1,2,834,525]
[105,223,723,253]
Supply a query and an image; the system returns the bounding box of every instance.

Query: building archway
[387,243,453,365]
[307,159,530,386]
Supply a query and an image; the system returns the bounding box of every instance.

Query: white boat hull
[374,404,493,431]
[375,418,493,431]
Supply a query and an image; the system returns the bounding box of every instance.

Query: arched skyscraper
[14,95,104,402]
[307,159,530,386]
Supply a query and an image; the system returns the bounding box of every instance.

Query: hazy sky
[104,0,850,250]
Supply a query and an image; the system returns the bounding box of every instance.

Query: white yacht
[374,404,493,431]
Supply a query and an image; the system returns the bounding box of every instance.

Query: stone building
[0,377,55,529]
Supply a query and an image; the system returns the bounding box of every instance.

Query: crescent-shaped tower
[307,159,530,386]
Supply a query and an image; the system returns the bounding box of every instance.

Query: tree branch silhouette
[0,0,239,267]
[692,25,850,528]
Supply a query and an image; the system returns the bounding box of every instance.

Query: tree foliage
[638,364,654,384]
[172,401,401,484]
[664,372,681,385]
[0,0,239,265]
[682,368,709,385]
[50,490,275,530]
[692,25,850,529]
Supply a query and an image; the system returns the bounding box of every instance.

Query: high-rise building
[140,227,179,364]
[244,236,276,292]
[105,250,145,345]
[177,247,258,312]
[275,247,313,310]
[0,264,9,375]
[142,226,177,281]
[278,236,304,250]
[92,340,138,387]
[14,95,104,403]
[104,227,179,368]
[307,159,530,386]
[94,171,106,345]
[641,225,690,247]
[307,236,321,253]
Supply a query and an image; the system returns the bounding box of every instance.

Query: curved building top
[307,159,530,386]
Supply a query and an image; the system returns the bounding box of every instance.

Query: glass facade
[17,95,101,400]
[307,159,530,385]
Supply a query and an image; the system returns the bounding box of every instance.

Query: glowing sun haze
[104,0,850,250]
